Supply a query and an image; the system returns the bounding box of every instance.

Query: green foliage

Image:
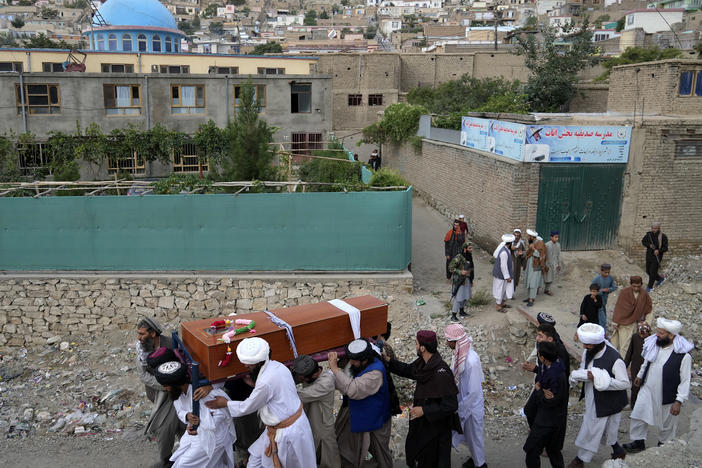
[22,33,71,49]
[248,42,283,55]
[0,32,18,47]
[153,173,215,194]
[0,136,20,182]
[40,7,59,19]
[192,15,201,29]
[298,142,363,191]
[178,20,195,35]
[319,10,329,19]
[193,120,227,168]
[65,0,88,8]
[364,25,377,39]
[475,90,530,114]
[209,21,224,35]
[203,4,221,18]
[227,0,246,5]
[597,46,683,81]
[615,17,625,32]
[369,168,409,188]
[431,113,462,130]
[523,16,538,29]
[11,17,25,28]
[467,289,492,306]
[332,4,341,14]
[593,14,610,28]
[220,81,278,181]
[304,10,318,26]
[513,20,599,111]
[17,0,34,5]
[361,103,427,146]
[341,27,352,39]
[341,0,350,6]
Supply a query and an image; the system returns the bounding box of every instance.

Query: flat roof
[0,48,319,60]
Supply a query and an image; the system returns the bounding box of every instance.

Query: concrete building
[624,9,685,33]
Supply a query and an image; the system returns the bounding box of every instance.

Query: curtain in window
[116,86,130,108]
[181,86,195,106]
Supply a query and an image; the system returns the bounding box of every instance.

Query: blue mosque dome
[94,0,178,30]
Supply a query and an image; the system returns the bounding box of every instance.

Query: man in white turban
[492,233,515,312]
[205,337,316,467]
[445,324,486,468]
[567,324,630,468]
[623,318,693,453]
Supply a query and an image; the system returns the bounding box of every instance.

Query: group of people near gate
[520,312,692,468]
[136,318,488,468]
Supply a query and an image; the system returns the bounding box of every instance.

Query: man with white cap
[524,230,547,307]
[458,214,469,236]
[567,323,629,468]
[445,324,487,468]
[510,229,527,287]
[623,317,693,453]
[492,233,515,313]
[205,337,316,468]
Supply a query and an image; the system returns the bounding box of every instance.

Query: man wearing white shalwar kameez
[624,318,693,453]
[445,324,487,468]
[567,324,629,468]
[206,337,317,468]
[492,234,515,312]
[153,361,236,468]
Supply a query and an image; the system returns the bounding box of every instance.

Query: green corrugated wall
[0,188,412,271]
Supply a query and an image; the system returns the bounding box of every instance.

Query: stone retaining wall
[0,274,413,349]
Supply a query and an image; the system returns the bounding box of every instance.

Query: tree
[597,46,683,80]
[319,10,329,20]
[364,25,377,39]
[241,6,250,17]
[192,15,201,29]
[340,0,350,6]
[40,7,59,19]
[615,17,625,32]
[0,136,21,182]
[332,4,341,14]
[248,41,283,55]
[0,33,18,47]
[220,81,277,181]
[11,17,25,28]
[227,0,246,5]
[209,21,224,35]
[341,27,351,39]
[304,10,317,26]
[178,20,194,35]
[593,14,610,28]
[23,33,72,49]
[407,75,523,114]
[17,0,33,6]
[513,21,598,111]
[203,3,221,18]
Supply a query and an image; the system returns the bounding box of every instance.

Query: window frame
[101,63,135,73]
[152,35,162,52]
[103,84,142,116]
[173,142,209,173]
[42,62,64,72]
[234,84,266,113]
[0,62,23,72]
[165,36,172,52]
[107,151,146,175]
[122,33,132,51]
[291,82,312,114]
[348,94,362,106]
[160,65,190,74]
[17,142,53,176]
[170,84,206,114]
[257,67,285,75]
[291,132,323,160]
[674,140,702,159]
[97,34,105,50]
[368,94,384,106]
[15,83,61,115]
[108,33,118,51]
[138,34,147,52]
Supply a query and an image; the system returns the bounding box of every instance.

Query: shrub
[369,168,409,188]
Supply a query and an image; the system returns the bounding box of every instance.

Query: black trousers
[523,424,565,468]
[445,258,452,279]
[645,257,662,288]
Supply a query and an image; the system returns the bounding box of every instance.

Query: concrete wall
[2,72,332,141]
[569,83,610,113]
[607,60,702,116]
[382,139,540,250]
[0,274,413,349]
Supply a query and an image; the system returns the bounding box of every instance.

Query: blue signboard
[460,117,526,161]
[524,125,631,163]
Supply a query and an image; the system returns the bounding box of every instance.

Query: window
[101,63,134,73]
[0,62,23,72]
[681,70,702,97]
[173,143,208,173]
[165,37,172,52]
[104,84,141,115]
[108,33,117,51]
[17,143,52,176]
[152,35,161,52]
[174,41,179,52]
[97,34,105,50]
[160,65,190,74]
[138,34,147,51]
[626,15,633,25]
[234,84,266,112]
[368,94,384,106]
[107,152,146,175]
[209,66,239,74]
[122,34,132,51]
[675,140,702,158]
[42,62,64,72]
[257,67,285,75]
[16,84,61,114]
[291,132,323,160]
[291,83,311,113]
[348,94,362,106]
[171,84,205,114]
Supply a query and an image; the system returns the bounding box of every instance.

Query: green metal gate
[536,165,625,250]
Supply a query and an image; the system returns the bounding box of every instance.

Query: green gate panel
[536,165,624,250]
[0,189,412,271]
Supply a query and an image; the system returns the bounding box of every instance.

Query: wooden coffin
[181,295,388,381]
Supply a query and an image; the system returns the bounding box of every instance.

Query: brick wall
[382,139,539,250]
[569,84,610,113]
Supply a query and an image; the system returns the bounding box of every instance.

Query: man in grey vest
[624,317,693,453]
[567,323,630,467]
[492,233,515,313]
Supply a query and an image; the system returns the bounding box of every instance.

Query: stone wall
[568,83,609,113]
[0,274,413,349]
[382,139,540,250]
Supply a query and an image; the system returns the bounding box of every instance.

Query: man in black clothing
[523,341,568,468]
[384,330,459,468]
[641,221,668,291]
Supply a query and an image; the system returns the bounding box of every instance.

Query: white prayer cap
[502,234,515,243]
[458,214,465,219]
[236,337,270,365]
[577,323,605,345]
[657,317,682,335]
[526,229,538,237]
[513,228,522,234]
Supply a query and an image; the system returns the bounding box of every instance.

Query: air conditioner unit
[151,64,159,73]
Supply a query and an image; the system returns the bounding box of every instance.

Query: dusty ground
[0,196,700,468]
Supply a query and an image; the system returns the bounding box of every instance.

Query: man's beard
[585,342,606,366]
[249,363,264,383]
[141,336,155,353]
[168,386,183,401]
[350,360,369,377]
[656,336,672,347]
[528,238,534,244]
